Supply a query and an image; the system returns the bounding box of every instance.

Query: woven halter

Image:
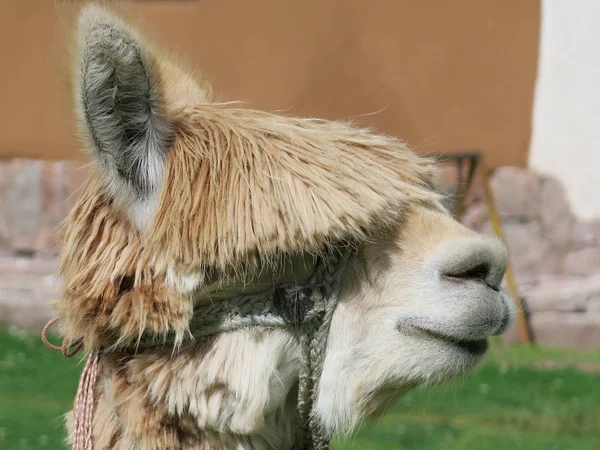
[44,244,353,450]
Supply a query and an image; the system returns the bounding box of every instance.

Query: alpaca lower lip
[406,326,489,355]
[427,330,488,355]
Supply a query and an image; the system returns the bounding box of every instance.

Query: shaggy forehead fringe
[148,104,443,273]
[60,104,443,287]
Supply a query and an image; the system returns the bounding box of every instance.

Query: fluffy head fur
[57,4,515,449]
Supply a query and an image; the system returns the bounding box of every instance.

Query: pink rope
[42,318,99,450]
[72,350,99,450]
[41,317,84,358]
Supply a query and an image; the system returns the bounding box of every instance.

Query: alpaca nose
[433,236,509,290]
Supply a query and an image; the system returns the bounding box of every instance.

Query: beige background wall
[0,1,539,167]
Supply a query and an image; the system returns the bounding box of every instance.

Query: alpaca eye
[117,275,135,296]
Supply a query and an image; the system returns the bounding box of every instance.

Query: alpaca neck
[96,328,305,449]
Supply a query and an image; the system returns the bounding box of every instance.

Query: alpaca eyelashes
[117,275,135,296]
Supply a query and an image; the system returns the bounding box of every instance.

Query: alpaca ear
[75,5,172,199]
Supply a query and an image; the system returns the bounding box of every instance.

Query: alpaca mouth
[440,335,488,355]
[403,325,489,355]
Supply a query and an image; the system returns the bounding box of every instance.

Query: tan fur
[150,105,443,273]
[57,173,194,347]
[55,5,513,449]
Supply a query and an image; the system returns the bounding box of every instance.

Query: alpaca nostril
[433,236,509,290]
[444,262,491,284]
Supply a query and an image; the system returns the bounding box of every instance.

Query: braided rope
[72,350,99,450]
[42,318,99,450]
[133,289,293,350]
[296,247,350,450]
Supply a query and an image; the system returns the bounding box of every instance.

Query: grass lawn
[1,327,599,450]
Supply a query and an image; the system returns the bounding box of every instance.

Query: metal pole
[452,154,479,221]
[479,159,532,345]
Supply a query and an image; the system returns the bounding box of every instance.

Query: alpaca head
[316,204,512,434]
[62,4,514,440]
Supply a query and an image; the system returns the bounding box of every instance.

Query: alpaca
[53,5,515,449]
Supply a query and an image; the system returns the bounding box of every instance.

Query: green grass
[334,363,600,450]
[1,327,599,450]
[0,326,81,449]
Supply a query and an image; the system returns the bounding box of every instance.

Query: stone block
[572,222,598,248]
[530,312,600,350]
[490,222,552,275]
[0,160,43,253]
[524,274,600,312]
[489,167,541,221]
[0,160,87,257]
[0,257,59,329]
[588,299,600,313]
[564,247,600,277]
[539,176,576,248]
[461,200,488,231]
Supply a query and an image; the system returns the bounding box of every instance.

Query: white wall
[530,0,600,220]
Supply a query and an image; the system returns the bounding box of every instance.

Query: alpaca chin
[315,376,416,438]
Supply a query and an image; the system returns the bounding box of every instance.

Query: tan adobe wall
[0,1,539,167]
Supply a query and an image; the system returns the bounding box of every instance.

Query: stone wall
[1,160,599,349]
[0,160,87,258]
[0,160,86,328]
[463,167,600,349]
